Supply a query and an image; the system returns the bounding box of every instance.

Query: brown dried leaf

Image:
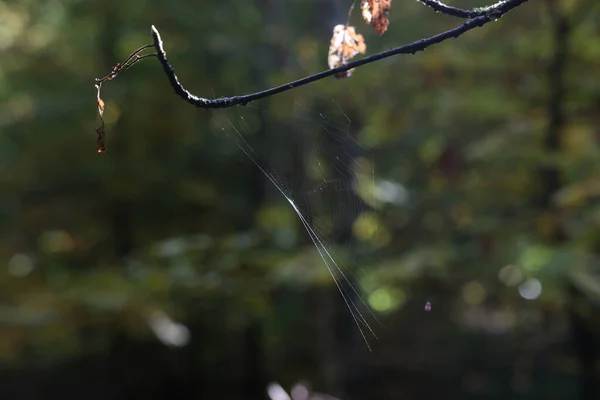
[96,85,105,115]
[96,127,106,153]
[95,83,106,153]
[327,24,367,79]
[361,0,392,36]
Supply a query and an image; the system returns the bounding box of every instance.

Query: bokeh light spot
[498,264,523,287]
[8,253,34,277]
[368,287,406,312]
[461,281,487,305]
[39,230,74,253]
[518,278,542,300]
[520,245,552,272]
[352,211,378,241]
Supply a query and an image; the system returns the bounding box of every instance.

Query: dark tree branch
[94,0,529,151]
[417,0,520,19]
[148,0,529,109]
[95,0,530,111]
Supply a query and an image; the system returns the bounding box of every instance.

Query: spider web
[209,89,381,349]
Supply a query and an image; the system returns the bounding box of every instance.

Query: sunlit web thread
[289,98,382,327]
[281,94,380,288]
[224,119,377,348]
[211,96,379,349]
[291,95,379,277]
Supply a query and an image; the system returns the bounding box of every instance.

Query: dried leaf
[361,0,392,36]
[96,85,105,115]
[96,127,106,153]
[95,83,106,153]
[327,24,367,79]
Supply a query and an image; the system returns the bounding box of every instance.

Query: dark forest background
[2,0,600,399]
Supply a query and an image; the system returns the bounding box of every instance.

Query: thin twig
[94,44,156,152]
[150,0,529,109]
[95,83,106,153]
[96,44,155,83]
[120,53,158,74]
[121,44,154,69]
[345,0,356,27]
[340,0,357,73]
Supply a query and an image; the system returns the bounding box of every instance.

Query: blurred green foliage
[2,0,600,398]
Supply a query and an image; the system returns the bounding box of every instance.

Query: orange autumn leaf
[361,0,392,36]
[327,24,367,79]
[96,84,105,115]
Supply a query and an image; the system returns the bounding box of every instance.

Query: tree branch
[149,0,529,109]
[416,0,520,19]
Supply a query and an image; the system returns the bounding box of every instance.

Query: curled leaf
[93,43,155,153]
[361,0,392,36]
[96,127,106,153]
[327,24,367,79]
[95,83,106,153]
[96,84,105,115]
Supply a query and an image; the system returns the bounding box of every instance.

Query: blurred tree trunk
[308,1,364,395]
[237,2,280,397]
[537,0,567,241]
[243,320,267,399]
[319,100,368,400]
[568,281,600,400]
[97,5,135,262]
[541,1,600,398]
[98,6,142,399]
[240,96,268,400]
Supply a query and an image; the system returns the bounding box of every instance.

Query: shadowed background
[2,0,600,399]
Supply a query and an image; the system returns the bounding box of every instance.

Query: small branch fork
[96,44,156,84]
[94,0,530,150]
[94,44,157,152]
